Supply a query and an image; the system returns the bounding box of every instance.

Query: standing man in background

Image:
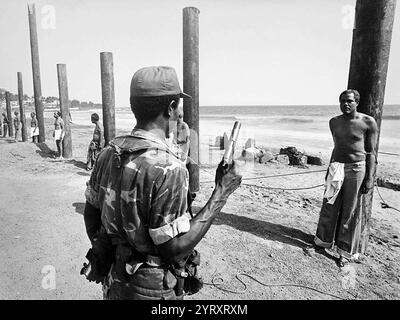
[173,109,191,163]
[53,111,65,159]
[13,111,20,142]
[30,112,39,143]
[2,113,9,137]
[86,113,103,171]
[309,89,378,267]
[0,112,3,136]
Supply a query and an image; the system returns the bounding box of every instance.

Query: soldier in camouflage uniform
[83,66,242,300]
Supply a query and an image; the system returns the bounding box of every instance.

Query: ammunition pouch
[80,228,115,284]
[172,249,203,297]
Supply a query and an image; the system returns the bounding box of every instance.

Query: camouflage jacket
[85,129,190,257]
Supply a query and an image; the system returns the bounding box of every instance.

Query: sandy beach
[0,112,399,300]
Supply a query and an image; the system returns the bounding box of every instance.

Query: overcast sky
[0,0,399,106]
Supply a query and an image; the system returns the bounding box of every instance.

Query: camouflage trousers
[102,263,182,300]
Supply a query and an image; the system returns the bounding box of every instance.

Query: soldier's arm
[83,149,105,242]
[156,162,241,264]
[361,116,378,193]
[84,201,102,242]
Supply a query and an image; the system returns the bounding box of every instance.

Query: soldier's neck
[135,120,168,140]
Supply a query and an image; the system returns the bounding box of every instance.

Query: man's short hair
[91,113,99,121]
[130,95,180,123]
[339,89,360,103]
[129,66,189,123]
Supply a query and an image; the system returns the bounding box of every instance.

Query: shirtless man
[30,112,39,143]
[53,111,65,159]
[86,113,103,171]
[173,109,190,162]
[13,111,20,142]
[2,113,9,137]
[312,89,378,266]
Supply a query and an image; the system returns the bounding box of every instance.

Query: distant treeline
[0,88,101,110]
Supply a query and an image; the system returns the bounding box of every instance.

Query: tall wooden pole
[57,64,72,158]
[347,0,397,254]
[183,7,200,193]
[5,92,13,137]
[17,72,28,142]
[100,52,115,145]
[28,3,45,142]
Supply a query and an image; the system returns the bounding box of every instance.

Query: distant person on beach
[308,89,377,267]
[86,113,103,171]
[82,66,242,300]
[30,112,39,143]
[0,113,3,136]
[53,111,65,159]
[13,111,20,142]
[172,109,190,163]
[2,113,9,137]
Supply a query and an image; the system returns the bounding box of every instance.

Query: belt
[146,255,163,267]
[125,255,164,276]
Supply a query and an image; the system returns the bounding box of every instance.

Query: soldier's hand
[215,160,242,197]
[360,178,374,194]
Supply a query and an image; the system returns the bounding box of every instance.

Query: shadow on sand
[35,143,57,159]
[65,159,87,170]
[0,137,18,144]
[191,206,339,263]
[35,143,88,170]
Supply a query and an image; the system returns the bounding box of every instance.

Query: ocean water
[198,105,400,155]
[68,104,400,158]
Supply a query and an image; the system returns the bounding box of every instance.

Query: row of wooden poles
[2,4,201,192]
[2,1,398,253]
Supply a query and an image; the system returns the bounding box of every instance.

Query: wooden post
[100,52,115,145]
[17,72,28,142]
[183,7,200,193]
[57,64,73,158]
[5,92,13,137]
[28,3,45,143]
[347,0,397,254]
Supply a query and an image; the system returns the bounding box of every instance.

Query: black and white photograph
[0,0,399,309]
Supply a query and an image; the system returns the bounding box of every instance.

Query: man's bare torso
[330,112,374,163]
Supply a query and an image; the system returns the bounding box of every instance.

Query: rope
[375,185,400,213]
[379,151,400,157]
[203,272,348,300]
[241,182,324,191]
[200,169,326,184]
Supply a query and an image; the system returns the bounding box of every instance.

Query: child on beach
[53,111,65,159]
[86,113,103,171]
